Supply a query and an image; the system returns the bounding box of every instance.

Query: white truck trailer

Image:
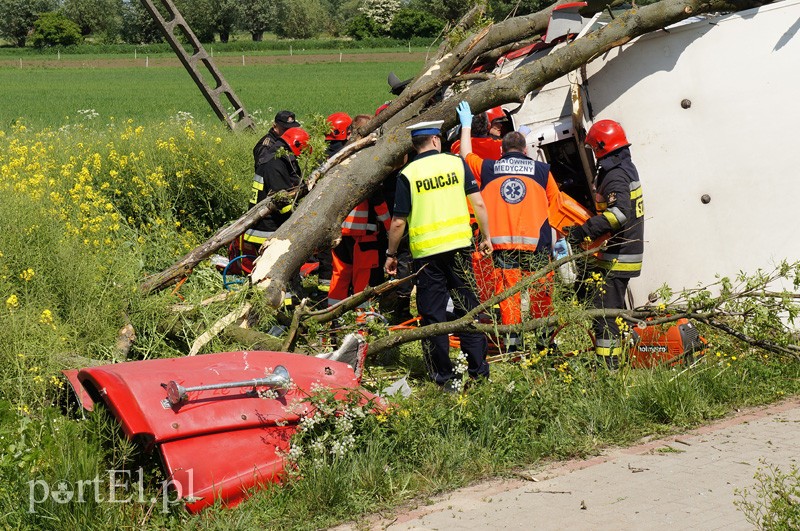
[498,0,800,306]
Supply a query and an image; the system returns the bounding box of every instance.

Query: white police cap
[406,120,445,137]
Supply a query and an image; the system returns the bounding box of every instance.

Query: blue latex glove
[456,101,473,128]
[517,125,531,136]
[553,237,569,260]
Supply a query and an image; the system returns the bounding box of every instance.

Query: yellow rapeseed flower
[6,294,19,310]
[39,309,55,328]
[20,268,34,281]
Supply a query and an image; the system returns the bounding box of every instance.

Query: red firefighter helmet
[281,127,311,156]
[486,106,507,124]
[585,119,630,159]
[325,112,353,141]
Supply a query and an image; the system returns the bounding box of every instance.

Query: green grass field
[0,59,423,128]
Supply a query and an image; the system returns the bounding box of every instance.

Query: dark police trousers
[414,247,489,384]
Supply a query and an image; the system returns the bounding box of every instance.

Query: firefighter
[252,110,300,173]
[564,119,645,370]
[457,101,561,351]
[244,125,310,246]
[243,125,310,305]
[486,106,511,139]
[385,119,493,389]
[227,111,303,274]
[328,194,392,307]
[325,112,353,158]
[309,112,355,304]
[328,114,392,308]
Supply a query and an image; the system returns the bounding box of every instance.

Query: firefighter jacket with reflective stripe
[401,153,474,259]
[466,152,559,253]
[342,194,391,237]
[243,140,301,245]
[252,129,281,171]
[582,147,644,278]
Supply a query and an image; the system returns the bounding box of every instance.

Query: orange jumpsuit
[328,196,391,307]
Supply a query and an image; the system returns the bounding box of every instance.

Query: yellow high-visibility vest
[403,153,473,258]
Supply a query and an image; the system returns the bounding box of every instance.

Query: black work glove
[563,225,587,247]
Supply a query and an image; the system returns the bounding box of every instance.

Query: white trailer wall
[582,0,800,304]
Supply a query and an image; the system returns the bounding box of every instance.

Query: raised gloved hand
[517,125,532,136]
[553,237,569,260]
[563,225,587,247]
[457,101,473,128]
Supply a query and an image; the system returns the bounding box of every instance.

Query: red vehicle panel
[77,351,359,443]
[69,350,375,512]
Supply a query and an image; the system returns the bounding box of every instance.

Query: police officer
[565,119,645,370]
[385,120,493,388]
[457,101,561,351]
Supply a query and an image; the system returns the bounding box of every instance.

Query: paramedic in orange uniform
[457,101,561,351]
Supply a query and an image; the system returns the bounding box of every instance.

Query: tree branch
[139,192,285,294]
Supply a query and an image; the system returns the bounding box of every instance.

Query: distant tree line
[0,0,551,48]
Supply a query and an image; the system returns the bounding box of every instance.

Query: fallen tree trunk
[139,194,284,294]
[249,0,764,308]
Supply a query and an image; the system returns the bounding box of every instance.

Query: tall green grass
[0,60,423,128]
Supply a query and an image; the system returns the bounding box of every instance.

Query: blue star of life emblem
[500,177,526,204]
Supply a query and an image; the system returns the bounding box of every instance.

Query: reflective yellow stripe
[595,260,642,272]
[408,214,470,238]
[602,211,621,230]
[630,187,643,199]
[595,346,623,357]
[410,226,473,256]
